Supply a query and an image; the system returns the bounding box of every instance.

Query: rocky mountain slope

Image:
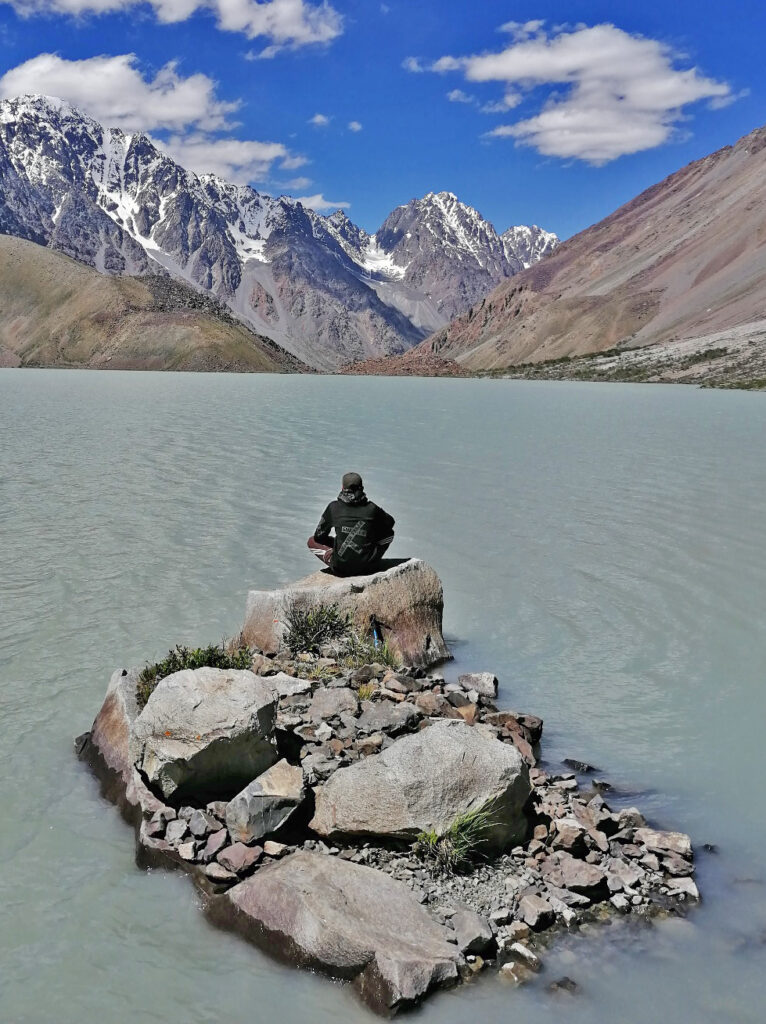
[422,124,766,371]
[0,95,556,369]
[0,235,304,372]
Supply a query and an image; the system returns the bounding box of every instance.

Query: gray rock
[225,758,306,844]
[310,720,530,849]
[177,841,197,861]
[218,852,459,1013]
[218,842,263,874]
[517,893,555,930]
[165,819,188,845]
[664,877,700,900]
[355,700,420,736]
[509,942,542,972]
[457,673,498,699]
[242,559,450,668]
[200,828,228,863]
[205,862,238,884]
[132,668,277,802]
[540,851,608,897]
[451,909,494,955]
[635,828,693,860]
[267,673,312,698]
[307,687,358,722]
[188,809,222,838]
[550,817,587,854]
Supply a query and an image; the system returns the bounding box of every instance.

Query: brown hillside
[422,125,766,370]
[0,236,305,372]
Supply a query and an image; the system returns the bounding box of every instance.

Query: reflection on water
[1,370,765,1023]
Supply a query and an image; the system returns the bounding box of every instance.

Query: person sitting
[307,472,395,576]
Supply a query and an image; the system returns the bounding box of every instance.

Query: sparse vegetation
[357,681,377,700]
[282,600,351,656]
[137,640,252,709]
[414,806,497,874]
[336,633,400,670]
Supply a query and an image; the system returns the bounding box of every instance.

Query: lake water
[1,369,765,1023]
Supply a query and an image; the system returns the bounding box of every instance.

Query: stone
[165,819,188,845]
[310,721,530,850]
[451,909,494,955]
[509,942,542,972]
[177,841,197,861]
[662,852,695,877]
[132,668,277,802]
[355,701,420,736]
[89,667,142,785]
[263,841,289,858]
[455,704,479,725]
[267,673,312,698]
[356,733,384,756]
[307,687,358,722]
[664,877,700,900]
[548,976,579,995]
[226,759,306,844]
[551,817,586,854]
[217,852,459,1013]
[517,894,555,930]
[458,673,498,699]
[606,858,644,891]
[188,809,222,838]
[414,692,458,717]
[610,893,630,912]
[634,828,693,860]
[499,961,533,986]
[218,842,263,874]
[617,807,647,830]
[541,851,608,897]
[205,862,238,884]
[242,559,450,668]
[200,828,228,863]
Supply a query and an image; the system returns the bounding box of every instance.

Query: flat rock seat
[241,558,450,668]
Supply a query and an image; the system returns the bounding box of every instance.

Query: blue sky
[0,0,763,239]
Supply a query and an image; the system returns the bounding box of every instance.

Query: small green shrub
[357,681,376,701]
[282,600,351,656]
[338,633,399,670]
[137,640,252,709]
[414,806,497,874]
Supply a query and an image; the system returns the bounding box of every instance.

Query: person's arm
[375,505,395,540]
[313,504,335,545]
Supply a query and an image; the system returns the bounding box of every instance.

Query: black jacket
[314,496,395,574]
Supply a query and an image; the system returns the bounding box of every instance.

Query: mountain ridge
[0,94,557,369]
[419,122,766,371]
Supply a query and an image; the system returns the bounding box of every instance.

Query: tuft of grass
[337,633,400,670]
[357,681,377,701]
[137,640,252,709]
[414,806,497,874]
[282,600,351,656]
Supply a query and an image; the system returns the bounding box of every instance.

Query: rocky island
[77,558,698,1015]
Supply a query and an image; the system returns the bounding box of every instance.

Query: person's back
[308,472,395,576]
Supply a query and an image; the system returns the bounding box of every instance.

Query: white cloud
[430,22,733,163]
[498,19,545,41]
[309,112,330,126]
[402,56,424,73]
[296,192,350,212]
[5,0,343,54]
[481,91,522,113]
[348,119,362,131]
[0,52,305,183]
[161,133,293,181]
[0,53,238,132]
[278,174,312,189]
[447,88,473,104]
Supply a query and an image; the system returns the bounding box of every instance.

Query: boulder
[242,558,450,668]
[89,667,142,784]
[458,673,498,699]
[216,852,459,1013]
[540,850,608,897]
[132,668,278,802]
[225,759,306,843]
[310,720,530,849]
[307,687,358,722]
[634,828,693,860]
[451,909,494,955]
[517,894,555,930]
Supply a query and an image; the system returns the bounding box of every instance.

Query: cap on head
[342,471,363,491]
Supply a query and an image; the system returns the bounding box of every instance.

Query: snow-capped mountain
[0,96,558,368]
[502,225,559,269]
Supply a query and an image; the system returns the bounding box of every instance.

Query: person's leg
[307,535,334,567]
